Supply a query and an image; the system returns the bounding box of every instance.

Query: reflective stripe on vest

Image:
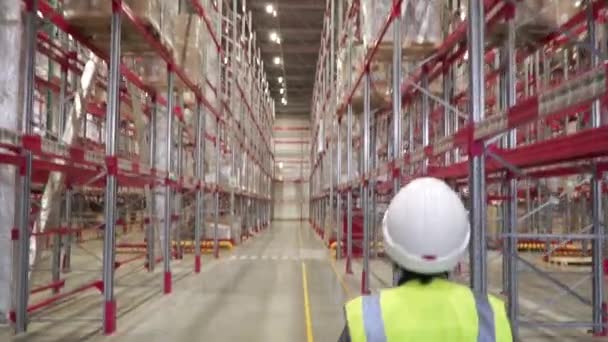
[357,290,497,342]
[473,292,496,342]
[362,295,386,342]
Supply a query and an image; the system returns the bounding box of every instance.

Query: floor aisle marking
[301,262,314,342]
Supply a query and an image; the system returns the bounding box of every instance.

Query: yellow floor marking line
[301,262,315,342]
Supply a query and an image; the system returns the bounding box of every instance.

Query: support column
[503,3,519,335]
[345,22,354,274]
[61,187,73,273]
[588,4,605,335]
[146,99,157,272]
[336,120,342,259]
[174,120,183,259]
[392,0,402,195]
[194,102,205,273]
[14,0,37,332]
[361,70,371,294]
[163,70,175,295]
[214,120,221,258]
[102,3,121,334]
[467,0,487,294]
[421,71,430,174]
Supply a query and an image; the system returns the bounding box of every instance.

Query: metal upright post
[336,120,343,259]
[163,70,175,295]
[102,2,121,334]
[504,4,519,335]
[467,0,487,294]
[345,21,354,275]
[15,0,38,332]
[147,99,157,272]
[421,72,430,174]
[443,63,452,166]
[214,120,221,258]
[362,70,371,294]
[175,120,183,259]
[588,4,605,335]
[330,0,336,244]
[194,102,204,273]
[61,187,73,273]
[59,45,72,273]
[392,0,402,193]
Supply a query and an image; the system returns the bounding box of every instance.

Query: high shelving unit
[310,0,608,336]
[5,0,274,334]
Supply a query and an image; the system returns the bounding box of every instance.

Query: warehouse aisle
[104,221,346,341]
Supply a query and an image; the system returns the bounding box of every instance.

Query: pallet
[403,42,439,60]
[547,255,592,266]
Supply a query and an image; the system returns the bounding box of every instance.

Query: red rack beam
[30,279,65,295]
[9,280,103,323]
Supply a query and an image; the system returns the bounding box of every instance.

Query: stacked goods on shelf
[341,0,443,110]
[63,0,177,54]
[339,115,361,184]
[489,0,579,46]
[173,14,204,89]
[400,0,443,58]
[202,214,239,242]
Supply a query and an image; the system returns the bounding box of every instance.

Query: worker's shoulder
[344,294,366,310]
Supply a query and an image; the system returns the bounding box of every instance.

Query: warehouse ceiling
[248,0,325,116]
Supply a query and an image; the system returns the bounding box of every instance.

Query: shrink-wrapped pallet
[489,0,579,46]
[515,0,579,33]
[64,0,176,55]
[359,0,442,61]
[172,15,204,89]
[401,0,443,58]
[360,0,395,59]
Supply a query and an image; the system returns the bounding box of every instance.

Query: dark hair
[395,266,448,286]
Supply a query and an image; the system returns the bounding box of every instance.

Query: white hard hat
[382,177,470,274]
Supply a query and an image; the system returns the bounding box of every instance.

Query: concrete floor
[4,221,607,341]
[7,221,347,342]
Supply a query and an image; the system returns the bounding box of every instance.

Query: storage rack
[7,0,273,334]
[309,0,608,336]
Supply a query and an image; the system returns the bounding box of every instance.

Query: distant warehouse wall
[272,115,310,220]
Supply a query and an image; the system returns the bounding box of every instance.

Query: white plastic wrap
[360,0,395,48]
[0,0,22,322]
[516,0,579,31]
[172,14,204,87]
[153,107,174,255]
[401,0,443,53]
[339,116,361,184]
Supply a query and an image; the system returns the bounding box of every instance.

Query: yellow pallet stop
[171,240,234,251]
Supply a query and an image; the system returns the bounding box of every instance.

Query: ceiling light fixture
[280,88,284,94]
[265,4,274,14]
[276,37,281,44]
[281,97,287,105]
[273,10,277,17]
[273,57,281,65]
[278,76,283,83]
[269,31,278,42]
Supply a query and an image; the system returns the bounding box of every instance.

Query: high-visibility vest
[344,278,513,342]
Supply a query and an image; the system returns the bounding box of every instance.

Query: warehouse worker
[338,177,512,342]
